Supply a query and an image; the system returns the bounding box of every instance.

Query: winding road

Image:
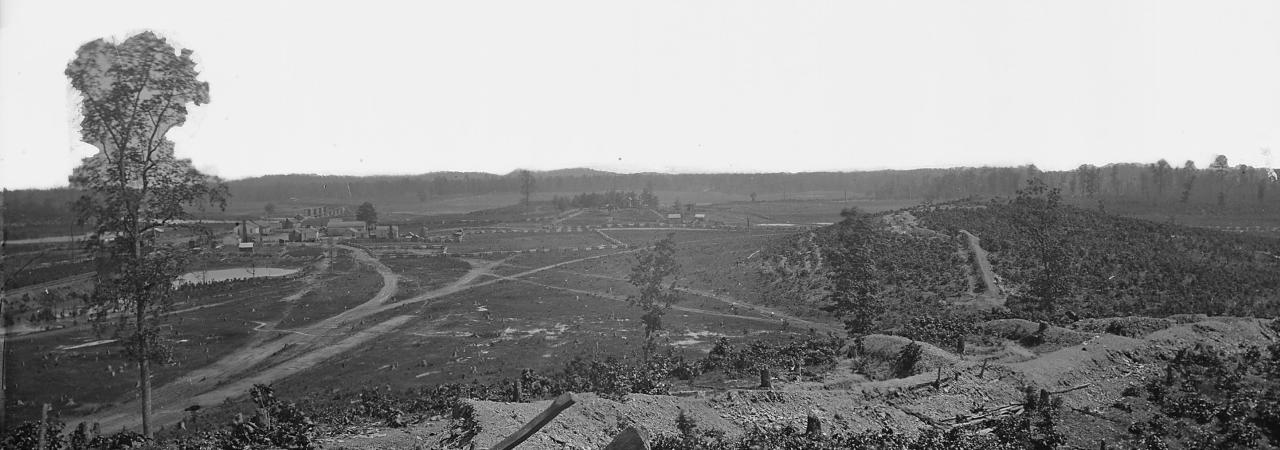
[74,227,835,432]
[80,246,656,431]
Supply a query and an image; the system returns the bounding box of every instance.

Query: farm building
[290,227,320,242]
[370,225,400,240]
[234,220,263,236]
[329,227,366,238]
[301,206,350,217]
[325,219,368,237]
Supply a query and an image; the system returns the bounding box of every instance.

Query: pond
[177,267,299,285]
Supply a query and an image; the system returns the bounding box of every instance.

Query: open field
[697,198,922,226]
[8,192,1280,449]
[5,200,837,431]
[447,231,612,253]
[4,278,305,423]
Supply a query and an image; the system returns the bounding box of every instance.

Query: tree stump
[805,410,823,436]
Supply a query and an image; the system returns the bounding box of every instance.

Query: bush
[892,341,922,378]
[696,336,842,380]
[1,419,66,450]
[903,312,973,353]
[1127,342,1280,448]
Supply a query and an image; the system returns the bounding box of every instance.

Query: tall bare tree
[66,32,227,437]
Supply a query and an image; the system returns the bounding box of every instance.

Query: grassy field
[4,278,304,424]
[270,277,807,403]
[380,256,473,299]
[448,231,612,253]
[4,194,853,432]
[699,198,922,226]
[275,262,383,329]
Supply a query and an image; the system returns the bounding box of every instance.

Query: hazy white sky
[2,0,1278,189]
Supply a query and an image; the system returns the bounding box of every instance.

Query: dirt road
[79,232,826,431]
[82,245,405,432]
[959,230,1005,308]
[504,263,842,335]
[79,247,639,431]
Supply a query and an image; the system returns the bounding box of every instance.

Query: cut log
[490,392,575,450]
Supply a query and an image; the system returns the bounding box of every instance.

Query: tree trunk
[140,356,152,437]
[134,228,152,438]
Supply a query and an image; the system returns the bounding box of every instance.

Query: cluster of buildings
[224,217,403,248]
[300,205,351,217]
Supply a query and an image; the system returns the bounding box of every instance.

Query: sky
[1,1,1278,189]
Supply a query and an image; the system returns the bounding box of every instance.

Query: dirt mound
[462,386,1003,449]
[1167,313,1210,324]
[832,334,967,381]
[464,393,733,449]
[1071,316,1174,338]
[859,334,961,369]
[326,317,1276,449]
[1144,316,1276,348]
[977,319,1091,351]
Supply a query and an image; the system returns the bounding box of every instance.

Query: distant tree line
[6,156,1277,224]
[550,188,660,210]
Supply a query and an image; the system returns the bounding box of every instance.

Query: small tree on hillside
[1151,159,1173,203]
[264,203,276,215]
[822,208,880,336]
[1180,160,1198,203]
[627,233,681,344]
[356,201,377,224]
[641,181,659,207]
[519,170,536,207]
[1012,179,1070,315]
[66,31,227,437]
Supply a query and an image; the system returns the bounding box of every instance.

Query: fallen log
[490,392,576,450]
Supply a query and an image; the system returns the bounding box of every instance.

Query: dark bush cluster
[1129,328,1280,449]
[2,417,148,450]
[891,341,923,379]
[690,336,842,380]
[902,312,974,353]
[915,201,1280,321]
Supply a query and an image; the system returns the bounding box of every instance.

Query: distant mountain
[6,163,1277,222]
[515,168,618,178]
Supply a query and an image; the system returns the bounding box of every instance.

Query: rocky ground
[320,316,1275,449]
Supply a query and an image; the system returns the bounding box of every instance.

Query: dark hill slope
[913,201,1280,319]
[759,201,1280,333]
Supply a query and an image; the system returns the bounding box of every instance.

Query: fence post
[37,403,50,450]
